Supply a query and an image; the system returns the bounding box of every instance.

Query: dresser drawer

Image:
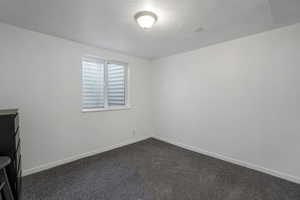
[18,167,22,187]
[14,128,20,150]
[14,114,19,133]
[12,143,21,171]
[15,150,21,171]
[14,168,22,200]
[17,154,21,173]
[17,169,22,194]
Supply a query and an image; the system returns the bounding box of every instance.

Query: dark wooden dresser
[0,109,22,200]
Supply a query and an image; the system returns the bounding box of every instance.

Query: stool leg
[0,169,14,200]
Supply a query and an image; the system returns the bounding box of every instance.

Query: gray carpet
[23,138,300,200]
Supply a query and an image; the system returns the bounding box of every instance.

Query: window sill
[82,106,131,113]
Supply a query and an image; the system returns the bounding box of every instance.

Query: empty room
[0,0,300,199]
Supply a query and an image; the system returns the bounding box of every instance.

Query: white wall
[0,22,153,175]
[152,23,300,182]
[1,20,300,184]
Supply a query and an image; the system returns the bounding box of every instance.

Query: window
[82,56,129,111]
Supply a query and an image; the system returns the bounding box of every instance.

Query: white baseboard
[154,136,300,185]
[23,135,151,176]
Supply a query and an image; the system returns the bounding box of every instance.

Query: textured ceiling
[0,0,299,59]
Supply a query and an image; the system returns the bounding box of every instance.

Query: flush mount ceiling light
[134,11,158,29]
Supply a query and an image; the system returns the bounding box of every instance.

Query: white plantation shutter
[82,57,128,111]
[107,63,126,106]
[82,57,105,109]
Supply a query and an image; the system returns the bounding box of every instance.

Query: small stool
[0,157,14,200]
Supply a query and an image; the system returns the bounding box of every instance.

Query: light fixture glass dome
[134,11,158,29]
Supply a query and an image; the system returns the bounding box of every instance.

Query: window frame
[81,56,130,112]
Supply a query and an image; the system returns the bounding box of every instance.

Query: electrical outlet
[132,128,137,137]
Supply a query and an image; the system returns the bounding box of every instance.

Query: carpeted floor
[23,138,300,200]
